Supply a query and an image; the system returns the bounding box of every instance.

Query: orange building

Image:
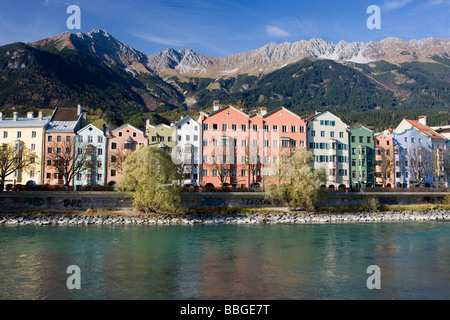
[374,133,395,187]
[106,124,147,187]
[200,106,307,189]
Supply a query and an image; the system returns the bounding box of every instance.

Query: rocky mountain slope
[0,30,448,128]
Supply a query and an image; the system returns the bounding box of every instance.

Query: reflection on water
[0,222,449,299]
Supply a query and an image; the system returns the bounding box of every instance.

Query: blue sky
[0,0,449,57]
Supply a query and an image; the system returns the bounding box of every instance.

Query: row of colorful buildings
[1,102,449,190]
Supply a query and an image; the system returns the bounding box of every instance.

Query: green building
[349,126,374,188]
[146,122,176,153]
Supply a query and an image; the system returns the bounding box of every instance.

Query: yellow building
[0,110,53,186]
[146,121,176,153]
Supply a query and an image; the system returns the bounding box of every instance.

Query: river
[0,222,449,300]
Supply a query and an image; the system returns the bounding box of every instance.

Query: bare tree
[109,143,132,176]
[0,143,38,190]
[46,139,94,187]
[408,145,434,187]
[211,145,232,188]
[375,146,394,187]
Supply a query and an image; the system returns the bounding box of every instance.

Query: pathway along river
[0,221,449,299]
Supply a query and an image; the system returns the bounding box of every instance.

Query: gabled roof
[263,106,306,120]
[112,123,144,134]
[76,123,104,135]
[350,125,373,133]
[201,105,249,119]
[404,119,446,140]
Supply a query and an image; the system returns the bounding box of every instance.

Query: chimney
[0,112,3,120]
[38,110,43,120]
[213,100,220,111]
[13,112,18,121]
[260,107,267,116]
[102,123,107,135]
[418,115,426,126]
[77,104,82,115]
[27,112,34,119]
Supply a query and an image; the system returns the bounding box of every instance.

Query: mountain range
[0,29,449,129]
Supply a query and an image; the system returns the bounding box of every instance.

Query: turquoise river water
[0,221,449,300]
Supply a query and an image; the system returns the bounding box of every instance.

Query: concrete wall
[0,191,448,213]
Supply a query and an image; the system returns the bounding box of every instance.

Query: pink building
[43,106,88,186]
[106,124,147,187]
[200,106,307,189]
[374,132,394,187]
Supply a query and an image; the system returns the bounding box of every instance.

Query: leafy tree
[0,142,38,191]
[265,147,326,210]
[118,146,182,213]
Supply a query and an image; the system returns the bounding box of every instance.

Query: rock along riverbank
[1,210,450,226]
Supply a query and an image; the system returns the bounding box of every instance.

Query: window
[212,139,217,146]
[264,140,270,147]
[46,160,52,166]
[405,137,408,142]
[273,125,278,132]
[88,136,93,143]
[133,132,137,137]
[203,155,208,163]
[241,139,247,147]
[253,124,258,132]
[111,155,117,163]
[203,123,208,131]
[111,142,117,150]
[47,136,53,142]
[330,131,335,138]
[31,131,36,138]
[273,140,278,148]
[17,131,21,138]
[264,125,269,132]
[98,136,103,143]
[46,173,51,179]
[212,124,218,130]
[212,169,218,177]
[311,130,316,137]
[202,169,208,177]
[339,132,344,138]
[56,135,61,142]
[299,140,305,147]
[321,131,325,137]
[351,136,356,143]
[97,174,103,181]
[222,124,227,131]
[299,126,305,133]
[78,136,83,143]
[282,125,287,133]
[367,137,371,143]
[252,139,258,147]
[281,140,290,148]
[47,147,52,154]
[186,135,190,142]
[98,148,103,155]
[65,148,70,154]
[291,140,297,148]
[118,132,122,137]
[110,169,117,177]
[31,144,35,151]
[241,169,247,177]
[241,124,247,132]
[203,139,208,146]
[232,124,237,131]
[2,132,7,138]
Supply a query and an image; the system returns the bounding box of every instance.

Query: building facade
[0,110,51,186]
[393,116,448,187]
[349,126,374,188]
[174,115,201,187]
[374,133,395,187]
[43,106,87,186]
[200,105,307,189]
[307,111,350,190]
[74,124,108,187]
[107,124,147,186]
[146,122,176,153]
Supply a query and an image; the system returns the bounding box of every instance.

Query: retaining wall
[0,191,448,213]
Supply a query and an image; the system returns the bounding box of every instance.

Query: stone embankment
[1,210,449,225]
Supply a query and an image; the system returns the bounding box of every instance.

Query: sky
[0,0,449,57]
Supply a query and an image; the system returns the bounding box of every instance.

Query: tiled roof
[52,108,79,121]
[405,119,446,140]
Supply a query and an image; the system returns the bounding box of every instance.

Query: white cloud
[266,26,290,38]
[383,0,413,10]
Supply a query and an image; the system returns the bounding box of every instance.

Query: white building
[174,115,201,187]
[307,111,350,190]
